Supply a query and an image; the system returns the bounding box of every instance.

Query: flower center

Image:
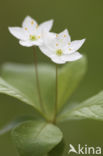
[56,49,63,56]
[29,35,37,41]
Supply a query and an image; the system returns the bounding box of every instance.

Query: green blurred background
[0,0,103,155]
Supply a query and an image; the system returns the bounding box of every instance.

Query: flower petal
[39,20,54,32]
[39,45,51,57]
[19,40,43,47]
[57,29,71,43]
[22,16,38,34]
[22,16,37,28]
[64,52,82,62]
[51,55,66,64]
[69,39,85,53]
[8,27,29,40]
[39,32,57,56]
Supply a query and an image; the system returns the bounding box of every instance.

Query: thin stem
[53,64,58,123]
[33,46,45,113]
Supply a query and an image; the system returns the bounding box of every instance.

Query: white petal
[22,16,37,28]
[69,39,85,53]
[64,52,82,62]
[19,40,43,47]
[41,31,56,44]
[8,27,29,40]
[42,31,56,42]
[22,16,38,34]
[39,31,57,55]
[58,29,71,43]
[62,46,73,55]
[51,55,66,64]
[39,33,55,57]
[39,46,53,57]
[39,19,54,32]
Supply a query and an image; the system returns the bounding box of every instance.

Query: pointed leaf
[11,120,63,156]
[1,64,56,120]
[58,56,87,111]
[0,77,35,107]
[0,57,86,121]
[57,91,103,122]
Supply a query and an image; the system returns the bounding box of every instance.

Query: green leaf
[1,64,56,120]
[58,56,87,111]
[0,116,36,135]
[0,57,86,121]
[11,120,63,156]
[48,140,65,156]
[57,91,103,122]
[0,77,36,107]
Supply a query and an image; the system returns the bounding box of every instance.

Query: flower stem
[53,64,58,123]
[33,47,44,113]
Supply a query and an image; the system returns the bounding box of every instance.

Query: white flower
[8,16,54,47]
[39,29,85,64]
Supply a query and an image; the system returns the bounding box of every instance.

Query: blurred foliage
[0,0,103,156]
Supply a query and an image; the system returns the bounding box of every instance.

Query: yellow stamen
[56,34,58,37]
[56,49,63,56]
[56,43,59,46]
[31,21,34,25]
[68,42,71,45]
[25,27,28,30]
[69,48,72,51]
[64,35,66,37]
[38,36,41,39]
[29,35,37,41]
[36,24,39,29]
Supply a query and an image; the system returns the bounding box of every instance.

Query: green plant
[0,16,103,156]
